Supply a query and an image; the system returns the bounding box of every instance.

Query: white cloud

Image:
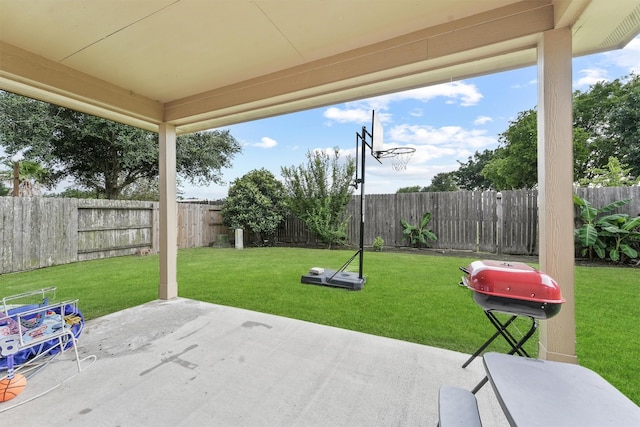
[252,136,278,148]
[389,82,483,107]
[511,79,537,89]
[388,124,495,149]
[574,68,610,88]
[323,81,483,124]
[323,107,372,124]
[603,35,640,74]
[474,115,493,125]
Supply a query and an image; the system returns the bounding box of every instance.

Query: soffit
[0,0,639,133]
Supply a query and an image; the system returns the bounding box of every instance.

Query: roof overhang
[1,0,639,134]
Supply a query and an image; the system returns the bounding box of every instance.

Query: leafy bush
[573,194,640,263]
[401,212,437,248]
[281,148,355,248]
[221,169,287,246]
[372,236,384,251]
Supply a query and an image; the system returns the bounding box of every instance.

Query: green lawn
[1,247,638,404]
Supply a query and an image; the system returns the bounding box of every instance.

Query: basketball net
[375,147,416,171]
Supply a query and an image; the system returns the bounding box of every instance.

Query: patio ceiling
[1,0,639,134]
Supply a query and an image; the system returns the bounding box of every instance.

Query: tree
[424,172,458,192]
[281,148,356,247]
[573,77,627,171]
[578,157,640,188]
[482,109,538,190]
[0,181,9,196]
[480,109,592,190]
[396,185,423,193]
[608,74,640,177]
[0,91,241,199]
[53,187,101,199]
[0,159,52,196]
[572,74,640,179]
[221,169,288,246]
[454,149,496,190]
[119,177,161,201]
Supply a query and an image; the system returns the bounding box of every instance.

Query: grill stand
[462,311,538,394]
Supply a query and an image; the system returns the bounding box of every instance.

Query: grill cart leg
[462,314,519,368]
[470,314,538,394]
[485,312,537,357]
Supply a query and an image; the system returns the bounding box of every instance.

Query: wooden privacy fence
[279,187,640,255]
[1,187,638,274]
[0,197,230,274]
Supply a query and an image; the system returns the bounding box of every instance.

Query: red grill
[460,260,566,392]
[461,260,565,319]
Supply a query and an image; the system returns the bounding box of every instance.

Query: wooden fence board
[77,199,155,261]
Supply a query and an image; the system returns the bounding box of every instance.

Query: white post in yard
[235,229,243,249]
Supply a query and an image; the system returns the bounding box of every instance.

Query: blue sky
[181,35,640,201]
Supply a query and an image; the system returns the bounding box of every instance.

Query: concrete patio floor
[2,298,509,426]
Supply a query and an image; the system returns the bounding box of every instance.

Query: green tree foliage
[221,169,288,246]
[119,177,161,201]
[0,181,9,196]
[0,91,241,199]
[0,159,52,196]
[454,149,496,190]
[579,157,640,188]
[396,185,423,193]
[281,148,356,247]
[573,77,627,171]
[482,109,538,190]
[465,74,640,190]
[608,74,640,177]
[424,172,458,192]
[53,188,102,199]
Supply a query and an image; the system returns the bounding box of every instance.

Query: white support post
[159,123,178,300]
[537,28,577,363]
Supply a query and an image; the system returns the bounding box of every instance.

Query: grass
[1,247,638,404]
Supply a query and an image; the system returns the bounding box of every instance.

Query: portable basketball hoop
[301,110,415,290]
[375,147,416,171]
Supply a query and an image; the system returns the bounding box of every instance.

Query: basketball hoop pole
[352,112,381,280]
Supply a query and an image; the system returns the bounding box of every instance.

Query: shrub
[221,169,287,246]
[573,194,640,263]
[401,212,437,248]
[373,236,384,251]
[281,148,356,248]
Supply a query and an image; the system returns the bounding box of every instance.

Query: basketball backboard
[371,111,384,154]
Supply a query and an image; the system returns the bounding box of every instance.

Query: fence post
[496,192,503,255]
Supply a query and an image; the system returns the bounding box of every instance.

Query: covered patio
[1,0,640,423]
[2,298,511,425]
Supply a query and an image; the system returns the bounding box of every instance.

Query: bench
[438,385,482,427]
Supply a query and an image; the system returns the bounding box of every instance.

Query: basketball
[0,373,27,402]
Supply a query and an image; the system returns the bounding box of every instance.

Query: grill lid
[462,260,565,304]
